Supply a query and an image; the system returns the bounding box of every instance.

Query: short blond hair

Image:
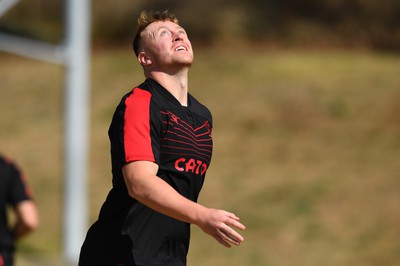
[132,10,179,57]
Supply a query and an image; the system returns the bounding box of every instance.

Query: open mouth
[175,46,187,52]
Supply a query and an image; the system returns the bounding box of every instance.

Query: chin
[173,59,193,67]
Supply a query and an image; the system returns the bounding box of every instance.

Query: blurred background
[1,0,399,265]
[2,0,400,50]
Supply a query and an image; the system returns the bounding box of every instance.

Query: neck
[145,68,189,106]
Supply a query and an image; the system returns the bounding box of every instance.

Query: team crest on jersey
[170,114,179,124]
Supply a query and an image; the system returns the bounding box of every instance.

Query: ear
[138,51,152,66]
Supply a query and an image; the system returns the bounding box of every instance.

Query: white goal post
[0,0,91,264]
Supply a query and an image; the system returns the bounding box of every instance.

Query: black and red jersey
[0,155,32,264]
[79,79,213,265]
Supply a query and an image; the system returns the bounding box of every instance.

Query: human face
[140,21,193,69]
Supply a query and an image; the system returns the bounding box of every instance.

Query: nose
[173,31,183,42]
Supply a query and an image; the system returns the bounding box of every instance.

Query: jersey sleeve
[122,88,160,164]
[5,159,32,206]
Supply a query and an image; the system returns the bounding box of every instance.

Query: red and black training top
[79,79,213,266]
[0,155,32,262]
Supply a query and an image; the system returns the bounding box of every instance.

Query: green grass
[1,48,400,265]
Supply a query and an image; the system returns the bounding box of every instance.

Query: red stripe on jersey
[124,88,155,163]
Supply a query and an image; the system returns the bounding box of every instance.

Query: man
[0,154,39,266]
[79,10,245,265]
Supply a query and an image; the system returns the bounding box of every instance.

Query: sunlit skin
[139,21,193,74]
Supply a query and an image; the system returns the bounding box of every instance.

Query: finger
[225,227,244,244]
[227,212,241,221]
[226,217,246,231]
[225,233,241,246]
[215,233,232,248]
[219,226,243,245]
[219,230,237,246]
[228,230,244,243]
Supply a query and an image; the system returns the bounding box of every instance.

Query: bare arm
[122,160,245,247]
[13,200,39,239]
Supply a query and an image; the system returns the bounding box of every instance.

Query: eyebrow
[154,25,185,36]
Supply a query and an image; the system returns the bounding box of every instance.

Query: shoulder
[0,155,19,176]
[112,82,153,117]
[119,79,160,106]
[111,81,163,126]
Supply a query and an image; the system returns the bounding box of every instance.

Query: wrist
[190,204,209,226]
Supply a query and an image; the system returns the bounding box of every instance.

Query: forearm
[132,173,208,225]
[122,161,245,247]
[122,161,207,226]
[13,200,39,239]
[137,178,245,247]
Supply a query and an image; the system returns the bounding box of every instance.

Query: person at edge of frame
[0,154,39,266]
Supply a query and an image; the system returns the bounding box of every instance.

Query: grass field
[1,47,400,266]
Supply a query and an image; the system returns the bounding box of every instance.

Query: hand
[197,208,245,248]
